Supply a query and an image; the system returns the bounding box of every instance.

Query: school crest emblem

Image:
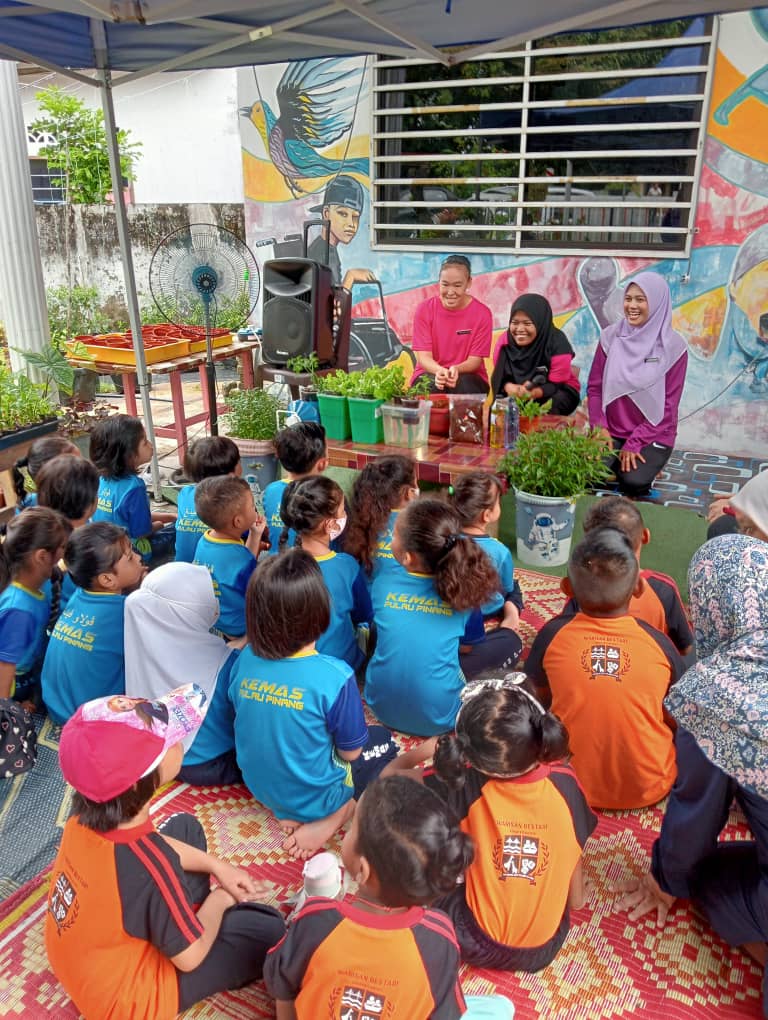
[494,834,550,883]
[582,643,628,681]
[49,871,79,933]
[330,984,393,1019]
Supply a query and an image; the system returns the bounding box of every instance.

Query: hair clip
[458,672,546,721]
[447,485,455,496]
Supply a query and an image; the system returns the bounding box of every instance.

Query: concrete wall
[21,69,243,204]
[27,202,245,317]
[238,12,768,458]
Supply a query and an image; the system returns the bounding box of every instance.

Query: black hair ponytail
[433,731,471,789]
[280,476,343,542]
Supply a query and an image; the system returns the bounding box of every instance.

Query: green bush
[224,388,280,441]
[498,425,612,499]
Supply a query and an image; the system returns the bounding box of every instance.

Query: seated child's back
[263,422,327,552]
[192,475,266,637]
[526,528,683,809]
[565,496,692,655]
[175,437,241,562]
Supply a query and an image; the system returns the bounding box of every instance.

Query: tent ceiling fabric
[0,0,758,74]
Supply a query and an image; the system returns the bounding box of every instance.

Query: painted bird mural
[242,57,369,198]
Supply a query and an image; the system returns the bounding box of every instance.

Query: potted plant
[347,366,406,444]
[223,388,281,508]
[394,373,431,408]
[0,364,59,470]
[315,369,358,440]
[497,424,612,567]
[515,392,553,434]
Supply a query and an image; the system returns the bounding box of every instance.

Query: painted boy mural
[307,175,375,291]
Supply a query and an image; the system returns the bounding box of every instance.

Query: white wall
[20,68,243,204]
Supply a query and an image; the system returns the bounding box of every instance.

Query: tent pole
[0,59,51,380]
[91,23,163,500]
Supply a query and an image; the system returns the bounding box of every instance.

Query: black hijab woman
[490,294,581,415]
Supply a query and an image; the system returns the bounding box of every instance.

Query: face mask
[328,516,347,541]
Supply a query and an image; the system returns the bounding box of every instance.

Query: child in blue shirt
[124,561,242,786]
[12,435,79,512]
[229,549,398,860]
[450,472,524,677]
[345,454,419,587]
[263,421,327,553]
[365,498,499,737]
[36,454,100,620]
[175,436,241,563]
[42,522,146,724]
[0,507,72,709]
[193,475,268,638]
[90,414,177,561]
[280,476,372,671]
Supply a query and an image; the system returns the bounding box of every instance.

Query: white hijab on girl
[124,562,232,749]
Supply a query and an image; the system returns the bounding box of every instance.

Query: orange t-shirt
[264,898,466,1019]
[525,613,682,809]
[563,569,692,654]
[45,816,203,1020]
[427,764,596,948]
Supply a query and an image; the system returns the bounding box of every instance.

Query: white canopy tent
[0,0,757,491]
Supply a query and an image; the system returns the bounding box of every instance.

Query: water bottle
[505,398,520,448]
[489,399,507,449]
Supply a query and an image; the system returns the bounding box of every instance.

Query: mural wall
[238,12,768,457]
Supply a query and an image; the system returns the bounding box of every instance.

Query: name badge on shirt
[456,329,472,335]
[644,357,660,363]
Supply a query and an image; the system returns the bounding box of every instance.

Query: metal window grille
[371,18,716,257]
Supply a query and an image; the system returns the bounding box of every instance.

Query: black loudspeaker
[261,258,335,366]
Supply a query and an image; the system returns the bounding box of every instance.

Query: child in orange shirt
[264,774,513,1019]
[426,675,596,971]
[564,495,692,656]
[526,527,683,809]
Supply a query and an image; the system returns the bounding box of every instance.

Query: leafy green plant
[497,425,612,499]
[141,291,250,331]
[29,87,141,204]
[14,341,93,397]
[224,388,280,440]
[47,284,125,352]
[515,392,553,419]
[0,365,56,433]
[316,370,359,397]
[351,366,406,401]
[286,352,320,375]
[405,374,432,399]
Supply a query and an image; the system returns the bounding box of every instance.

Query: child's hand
[612,871,676,928]
[211,860,267,903]
[245,514,268,557]
[500,601,521,633]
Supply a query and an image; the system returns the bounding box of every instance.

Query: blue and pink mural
[238,11,768,457]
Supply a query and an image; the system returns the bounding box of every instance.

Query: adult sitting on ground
[490,293,581,415]
[706,468,768,541]
[617,534,768,1014]
[587,272,688,497]
[410,255,492,395]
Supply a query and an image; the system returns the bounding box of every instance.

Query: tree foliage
[29,87,142,204]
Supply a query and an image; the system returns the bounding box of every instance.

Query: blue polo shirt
[193,531,258,637]
[0,582,50,689]
[366,571,470,737]
[369,509,406,587]
[92,475,151,540]
[229,648,367,823]
[42,589,127,725]
[184,650,239,767]
[175,484,207,563]
[262,478,294,554]
[473,534,515,616]
[315,551,372,669]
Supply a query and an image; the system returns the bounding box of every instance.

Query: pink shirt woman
[411,255,492,395]
[588,272,688,497]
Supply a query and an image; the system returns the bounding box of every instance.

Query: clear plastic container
[448,393,485,445]
[381,400,431,448]
[489,397,519,449]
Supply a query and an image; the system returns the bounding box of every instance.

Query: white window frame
[371,20,718,258]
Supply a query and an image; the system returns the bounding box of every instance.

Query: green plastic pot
[348,397,384,444]
[317,393,351,441]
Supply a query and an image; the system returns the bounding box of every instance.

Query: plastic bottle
[489,399,507,449]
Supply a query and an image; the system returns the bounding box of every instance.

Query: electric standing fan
[148,224,260,435]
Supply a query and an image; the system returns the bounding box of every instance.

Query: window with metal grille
[372,17,715,256]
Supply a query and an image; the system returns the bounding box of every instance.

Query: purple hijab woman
[587,272,688,497]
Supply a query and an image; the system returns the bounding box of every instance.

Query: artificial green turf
[498,491,707,599]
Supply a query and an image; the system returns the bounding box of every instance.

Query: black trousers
[459,628,523,680]
[178,748,242,787]
[156,813,285,1011]
[651,727,768,1014]
[609,437,672,497]
[547,385,581,416]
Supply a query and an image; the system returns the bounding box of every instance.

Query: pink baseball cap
[59,684,208,803]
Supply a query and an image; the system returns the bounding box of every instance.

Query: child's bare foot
[282,801,355,861]
[277,818,299,835]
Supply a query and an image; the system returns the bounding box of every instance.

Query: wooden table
[67,340,259,459]
[326,436,508,486]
